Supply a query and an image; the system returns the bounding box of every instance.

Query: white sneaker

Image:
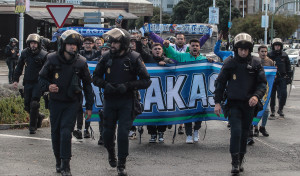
[186,135,193,144]
[128,130,136,138]
[193,130,199,142]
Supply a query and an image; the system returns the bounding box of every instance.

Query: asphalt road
[0,61,300,176]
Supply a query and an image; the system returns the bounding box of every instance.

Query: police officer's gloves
[116,84,128,94]
[104,83,117,94]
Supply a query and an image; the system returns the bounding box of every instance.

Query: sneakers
[193,130,199,142]
[259,126,269,137]
[253,127,259,137]
[247,137,255,145]
[84,130,91,138]
[270,111,275,117]
[158,132,164,143]
[186,135,193,144]
[149,134,157,143]
[128,130,136,139]
[178,126,184,135]
[73,129,83,139]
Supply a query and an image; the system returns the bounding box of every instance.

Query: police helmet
[271,38,283,50]
[233,33,254,52]
[10,38,18,44]
[58,30,83,53]
[103,28,131,51]
[26,34,41,48]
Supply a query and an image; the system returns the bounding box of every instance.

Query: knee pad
[30,101,40,110]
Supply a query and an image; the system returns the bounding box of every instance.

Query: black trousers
[24,82,41,130]
[270,77,287,111]
[6,59,17,83]
[184,121,202,136]
[103,98,133,159]
[228,101,254,154]
[49,99,79,159]
[147,125,167,135]
[75,94,91,131]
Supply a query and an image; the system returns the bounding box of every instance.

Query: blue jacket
[214,40,233,61]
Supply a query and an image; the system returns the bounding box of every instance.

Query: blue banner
[51,27,111,42]
[85,61,276,126]
[142,23,212,35]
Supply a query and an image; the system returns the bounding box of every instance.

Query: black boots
[231,153,240,174]
[259,126,269,137]
[98,136,104,145]
[277,109,284,117]
[55,156,61,173]
[108,149,117,168]
[239,153,245,172]
[117,158,127,176]
[61,159,72,176]
[253,126,259,137]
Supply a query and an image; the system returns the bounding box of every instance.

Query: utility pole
[160,0,162,37]
[229,0,232,44]
[264,0,268,45]
[243,0,245,17]
[19,13,24,54]
[213,0,216,7]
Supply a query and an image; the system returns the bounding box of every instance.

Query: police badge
[233,74,236,80]
[107,68,110,74]
[55,73,59,79]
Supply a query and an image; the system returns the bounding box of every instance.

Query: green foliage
[151,7,171,24]
[231,13,299,41]
[0,95,49,124]
[171,0,241,38]
[0,96,28,124]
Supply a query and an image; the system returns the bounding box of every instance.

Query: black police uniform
[214,55,266,157]
[39,52,94,161]
[93,50,151,164]
[5,43,19,83]
[267,50,292,114]
[13,48,48,132]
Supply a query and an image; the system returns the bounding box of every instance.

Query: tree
[151,7,172,24]
[231,13,299,42]
[171,0,241,38]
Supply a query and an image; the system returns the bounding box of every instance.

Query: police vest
[268,51,289,77]
[22,48,48,83]
[47,52,87,102]
[225,56,263,101]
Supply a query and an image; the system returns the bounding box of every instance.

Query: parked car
[252,44,261,57]
[285,49,300,67]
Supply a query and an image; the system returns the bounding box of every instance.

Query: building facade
[147,0,181,13]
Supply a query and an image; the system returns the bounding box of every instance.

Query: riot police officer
[13,34,48,134]
[93,28,151,176]
[214,33,267,174]
[5,38,19,84]
[268,38,292,118]
[39,30,94,176]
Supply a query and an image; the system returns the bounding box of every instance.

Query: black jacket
[79,49,101,61]
[39,52,94,110]
[214,55,267,104]
[267,50,292,78]
[13,48,48,84]
[4,44,19,60]
[93,50,152,99]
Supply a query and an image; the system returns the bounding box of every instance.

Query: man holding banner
[93,28,151,176]
[214,33,267,175]
[164,38,209,143]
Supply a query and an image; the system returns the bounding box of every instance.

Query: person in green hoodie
[163,38,207,62]
[163,38,210,144]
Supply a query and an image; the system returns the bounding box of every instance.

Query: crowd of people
[4,18,293,176]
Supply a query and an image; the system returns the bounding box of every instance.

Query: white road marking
[0,134,81,143]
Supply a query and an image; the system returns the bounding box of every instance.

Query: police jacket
[4,44,19,60]
[39,52,94,110]
[13,48,48,84]
[214,55,267,104]
[93,50,152,99]
[79,49,101,61]
[267,50,292,78]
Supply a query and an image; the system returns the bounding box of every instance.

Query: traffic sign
[46,5,74,28]
[209,7,219,24]
[228,22,232,28]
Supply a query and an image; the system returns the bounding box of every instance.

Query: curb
[0,123,29,130]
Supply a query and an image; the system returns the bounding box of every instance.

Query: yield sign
[46,5,74,28]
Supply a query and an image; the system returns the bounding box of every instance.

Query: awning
[26,9,138,20]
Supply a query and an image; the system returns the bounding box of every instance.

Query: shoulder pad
[281,52,288,57]
[38,49,48,58]
[75,54,87,67]
[222,56,236,69]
